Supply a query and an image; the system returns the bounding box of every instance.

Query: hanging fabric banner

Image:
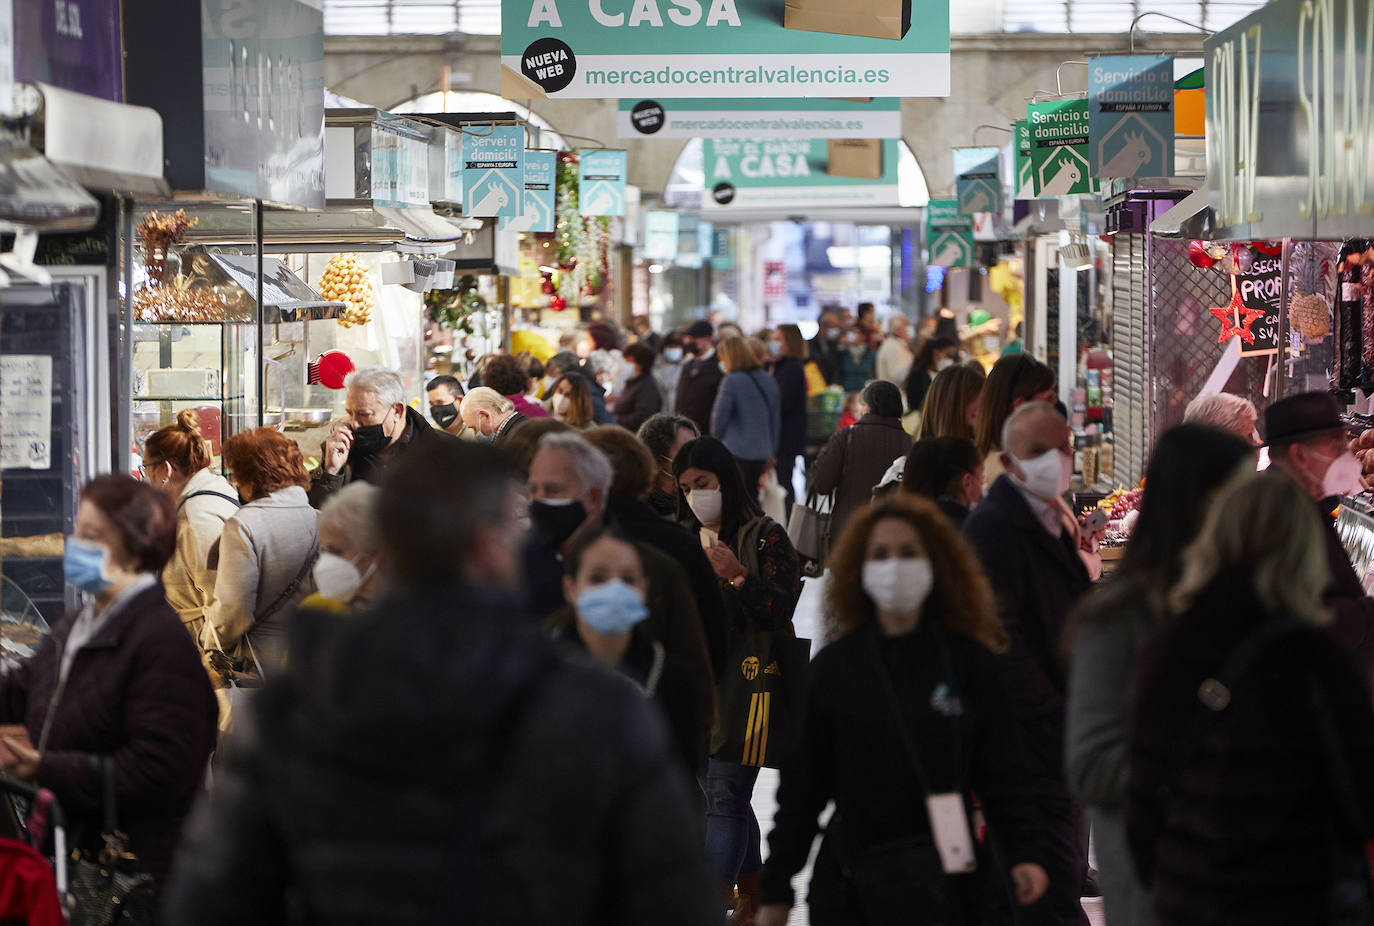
[1015,119,1033,199]
[578,149,628,216]
[926,199,973,267]
[499,149,556,232]
[1088,55,1174,178]
[1027,99,1094,197]
[953,146,1002,215]
[463,125,526,218]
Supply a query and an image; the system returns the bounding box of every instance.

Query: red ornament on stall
[541,277,556,295]
[550,296,568,312]
[1253,241,1284,257]
[1189,240,1217,269]
[307,350,357,390]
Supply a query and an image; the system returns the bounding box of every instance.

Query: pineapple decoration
[1288,243,1332,342]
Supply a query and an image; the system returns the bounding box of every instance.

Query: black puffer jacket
[163,587,716,926]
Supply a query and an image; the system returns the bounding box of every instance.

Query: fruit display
[319,253,375,328]
[1288,243,1332,341]
[1092,486,1144,546]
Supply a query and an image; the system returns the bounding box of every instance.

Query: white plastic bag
[762,467,788,525]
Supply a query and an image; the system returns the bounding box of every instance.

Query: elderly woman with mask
[303,483,384,611]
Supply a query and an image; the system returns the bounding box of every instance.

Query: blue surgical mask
[576,580,649,636]
[767,340,783,357]
[64,537,110,594]
[664,347,684,363]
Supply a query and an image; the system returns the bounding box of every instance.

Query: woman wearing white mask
[674,435,803,925]
[549,528,708,780]
[755,495,1048,926]
[302,483,383,612]
[904,334,959,414]
[654,332,689,414]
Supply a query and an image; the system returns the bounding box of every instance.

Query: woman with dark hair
[203,427,319,672]
[756,494,1047,926]
[674,435,803,923]
[811,380,913,541]
[0,475,217,890]
[917,362,986,442]
[973,353,1057,486]
[768,324,809,516]
[905,333,959,413]
[901,436,985,528]
[550,528,708,778]
[550,373,596,429]
[142,409,239,641]
[637,413,700,517]
[1066,425,1254,926]
[584,322,628,398]
[614,341,664,433]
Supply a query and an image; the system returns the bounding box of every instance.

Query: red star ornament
[1210,287,1265,344]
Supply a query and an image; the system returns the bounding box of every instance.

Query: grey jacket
[1066,576,1159,926]
[710,369,781,462]
[162,469,240,643]
[203,486,319,672]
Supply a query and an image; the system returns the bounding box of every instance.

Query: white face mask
[936,357,955,371]
[1011,449,1073,500]
[862,558,934,616]
[313,552,373,603]
[552,393,570,417]
[687,488,723,524]
[1322,450,1364,497]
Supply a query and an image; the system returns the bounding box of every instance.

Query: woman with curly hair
[757,494,1048,926]
[203,427,319,672]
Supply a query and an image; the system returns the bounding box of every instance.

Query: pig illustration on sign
[472,184,510,215]
[1041,156,1082,196]
[931,241,964,266]
[961,187,991,214]
[1101,130,1153,177]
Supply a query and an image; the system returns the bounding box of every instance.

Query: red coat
[0,581,217,886]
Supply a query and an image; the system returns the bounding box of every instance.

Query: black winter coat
[760,620,1043,912]
[675,355,725,436]
[962,475,1092,789]
[1128,572,1374,926]
[163,589,717,926]
[770,356,809,458]
[309,405,463,508]
[808,335,844,386]
[0,581,217,886]
[613,373,663,434]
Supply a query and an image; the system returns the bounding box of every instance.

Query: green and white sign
[500,0,949,99]
[953,146,1001,215]
[463,125,525,218]
[1089,55,1174,178]
[1015,120,1033,199]
[579,149,628,216]
[617,97,902,139]
[644,210,680,259]
[926,199,973,268]
[702,138,899,211]
[1027,99,1094,197]
[499,150,557,232]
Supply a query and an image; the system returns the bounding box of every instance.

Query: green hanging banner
[1026,99,1094,197]
[953,146,1001,215]
[926,199,973,268]
[1015,119,1033,200]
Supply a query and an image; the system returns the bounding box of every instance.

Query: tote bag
[714,626,810,768]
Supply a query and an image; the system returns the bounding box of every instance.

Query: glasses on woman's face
[139,461,162,481]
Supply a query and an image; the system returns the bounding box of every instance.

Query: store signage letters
[701,137,899,211]
[463,125,526,218]
[501,0,950,99]
[1026,99,1095,197]
[1210,25,1263,227]
[616,97,902,140]
[926,199,973,268]
[1015,119,1032,199]
[14,0,122,101]
[1296,0,1373,220]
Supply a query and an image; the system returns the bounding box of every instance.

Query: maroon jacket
[0,581,217,885]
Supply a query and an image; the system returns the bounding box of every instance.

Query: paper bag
[827,139,884,180]
[785,0,910,40]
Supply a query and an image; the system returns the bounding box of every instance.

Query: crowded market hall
[0,0,1371,923]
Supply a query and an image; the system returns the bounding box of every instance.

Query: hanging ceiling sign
[579,148,628,216]
[14,0,122,101]
[500,0,949,100]
[1088,55,1174,179]
[463,125,525,218]
[926,199,973,268]
[617,97,902,139]
[953,146,1001,215]
[644,210,680,259]
[702,137,899,211]
[500,149,557,232]
[1015,119,1033,199]
[1027,99,1095,197]
[1205,0,1374,239]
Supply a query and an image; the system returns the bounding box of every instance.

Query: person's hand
[0,735,39,781]
[323,423,353,475]
[754,904,789,926]
[705,542,745,581]
[1011,863,1049,906]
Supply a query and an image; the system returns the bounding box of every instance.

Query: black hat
[1263,391,1345,446]
[684,321,714,339]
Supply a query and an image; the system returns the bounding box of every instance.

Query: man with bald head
[964,401,1093,926]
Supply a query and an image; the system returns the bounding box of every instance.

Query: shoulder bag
[787,426,852,573]
[67,758,155,926]
[176,490,240,512]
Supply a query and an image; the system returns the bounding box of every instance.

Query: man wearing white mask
[1265,391,1374,676]
[963,400,1093,926]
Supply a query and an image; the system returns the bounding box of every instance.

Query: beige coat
[163,469,239,643]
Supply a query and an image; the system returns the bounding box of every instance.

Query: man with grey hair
[1183,391,1260,444]
[310,367,460,507]
[964,400,1094,926]
[462,386,526,444]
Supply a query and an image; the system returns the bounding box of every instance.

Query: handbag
[67,758,155,926]
[787,427,851,572]
[713,626,810,768]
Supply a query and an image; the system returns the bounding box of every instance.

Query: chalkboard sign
[1238,257,1283,357]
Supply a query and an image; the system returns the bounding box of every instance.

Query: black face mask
[350,410,394,460]
[529,498,588,548]
[430,403,459,430]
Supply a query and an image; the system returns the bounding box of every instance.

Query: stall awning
[25,83,170,198]
[1150,186,1214,239]
[0,134,99,233]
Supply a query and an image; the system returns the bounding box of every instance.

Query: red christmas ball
[1254,240,1284,257]
[1188,240,1217,269]
[550,296,567,312]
